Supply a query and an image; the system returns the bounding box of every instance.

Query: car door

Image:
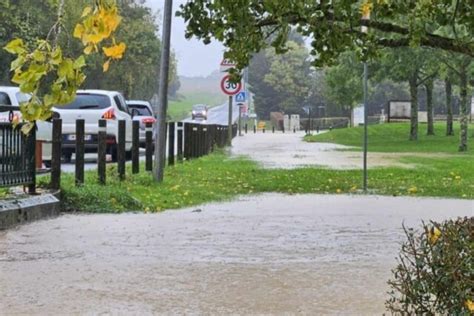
[113,94,133,150]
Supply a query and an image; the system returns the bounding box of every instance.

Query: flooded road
[230,132,456,169]
[1,194,472,314]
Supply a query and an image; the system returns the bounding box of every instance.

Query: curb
[0,192,61,230]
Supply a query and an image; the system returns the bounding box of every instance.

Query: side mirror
[131,109,140,118]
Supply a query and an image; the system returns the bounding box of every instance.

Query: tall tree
[439,54,473,151]
[263,41,312,114]
[377,48,437,140]
[178,1,474,71]
[424,78,435,135]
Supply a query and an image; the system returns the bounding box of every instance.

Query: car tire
[63,151,72,163]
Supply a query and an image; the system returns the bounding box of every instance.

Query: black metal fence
[0,122,35,192]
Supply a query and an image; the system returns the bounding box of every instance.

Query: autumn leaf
[102,42,126,59]
[102,59,110,72]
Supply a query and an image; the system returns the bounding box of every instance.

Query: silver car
[192,104,208,121]
[126,100,156,147]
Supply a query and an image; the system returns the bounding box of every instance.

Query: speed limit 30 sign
[220,75,242,96]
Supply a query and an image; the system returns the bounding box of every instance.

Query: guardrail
[0,121,36,193]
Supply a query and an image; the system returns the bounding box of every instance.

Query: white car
[0,86,52,166]
[53,90,134,162]
[126,100,156,147]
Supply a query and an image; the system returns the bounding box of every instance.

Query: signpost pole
[238,104,242,136]
[227,95,233,146]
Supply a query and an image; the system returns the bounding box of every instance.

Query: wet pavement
[1,194,472,314]
[230,132,454,169]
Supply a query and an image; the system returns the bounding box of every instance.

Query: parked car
[53,90,135,162]
[126,100,156,147]
[192,104,208,120]
[0,86,52,166]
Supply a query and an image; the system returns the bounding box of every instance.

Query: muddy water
[230,132,456,169]
[1,194,472,315]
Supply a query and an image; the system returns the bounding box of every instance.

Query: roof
[0,86,20,93]
[126,100,151,106]
[76,89,120,97]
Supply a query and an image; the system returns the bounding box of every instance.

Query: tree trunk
[425,79,434,135]
[409,74,418,141]
[445,78,454,136]
[458,64,468,152]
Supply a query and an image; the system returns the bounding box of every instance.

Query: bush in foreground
[386,217,473,314]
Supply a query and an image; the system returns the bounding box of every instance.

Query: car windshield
[59,94,111,110]
[193,105,207,111]
[128,104,152,116]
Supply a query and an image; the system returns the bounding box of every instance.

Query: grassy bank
[305,123,474,154]
[39,150,473,213]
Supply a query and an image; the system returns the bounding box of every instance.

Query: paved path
[0,194,472,314]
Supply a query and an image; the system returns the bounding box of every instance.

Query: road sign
[220,58,237,72]
[220,75,242,96]
[235,91,246,103]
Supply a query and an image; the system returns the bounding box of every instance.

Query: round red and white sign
[220,75,242,96]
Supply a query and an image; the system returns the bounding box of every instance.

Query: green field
[305,122,474,155]
[168,92,226,120]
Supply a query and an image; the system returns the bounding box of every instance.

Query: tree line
[178,0,473,151]
[0,0,179,101]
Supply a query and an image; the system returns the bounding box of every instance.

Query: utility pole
[362,9,370,192]
[154,0,173,182]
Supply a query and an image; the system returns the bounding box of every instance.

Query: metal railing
[0,120,36,192]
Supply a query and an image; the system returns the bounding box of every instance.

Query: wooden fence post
[50,119,62,190]
[145,122,153,171]
[117,120,126,180]
[132,120,139,174]
[75,119,85,186]
[177,121,183,162]
[168,122,175,166]
[98,119,107,185]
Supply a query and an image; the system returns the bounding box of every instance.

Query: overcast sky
[146,0,224,77]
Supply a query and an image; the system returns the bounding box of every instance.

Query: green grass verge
[305,122,474,155]
[38,150,473,213]
[168,92,226,121]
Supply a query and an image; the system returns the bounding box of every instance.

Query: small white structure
[290,114,300,131]
[352,105,364,126]
[284,114,300,131]
[418,111,428,123]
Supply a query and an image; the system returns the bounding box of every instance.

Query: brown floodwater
[230,132,457,169]
[0,194,472,315]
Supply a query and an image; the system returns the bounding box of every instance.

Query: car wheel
[43,160,51,168]
[125,150,132,161]
[63,151,72,163]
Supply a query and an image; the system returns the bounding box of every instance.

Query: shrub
[386,217,473,314]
